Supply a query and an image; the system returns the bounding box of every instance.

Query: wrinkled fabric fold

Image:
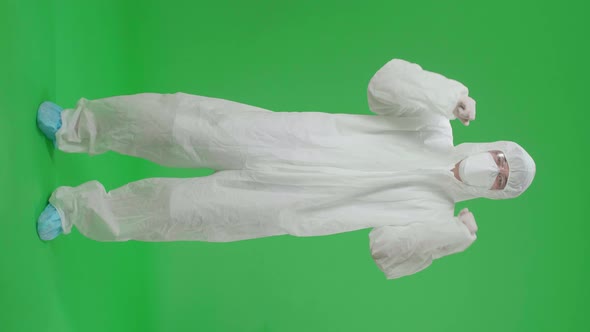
[367,58,468,120]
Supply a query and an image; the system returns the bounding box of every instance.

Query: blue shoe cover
[37,101,63,146]
[37,203,63,241]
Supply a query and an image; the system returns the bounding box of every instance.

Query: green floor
[1,0,588,331]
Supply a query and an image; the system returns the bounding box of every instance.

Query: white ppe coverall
[48,59,536,279]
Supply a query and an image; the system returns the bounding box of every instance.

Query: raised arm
[368,209,478,280]
[367,58,475,123]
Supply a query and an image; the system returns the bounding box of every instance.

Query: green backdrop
[1,0,587,331]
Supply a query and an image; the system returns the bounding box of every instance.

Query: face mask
[458,152,499,189]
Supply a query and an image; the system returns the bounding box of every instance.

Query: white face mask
[458,152,499,189]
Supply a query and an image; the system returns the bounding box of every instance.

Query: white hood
[452,141,537,201]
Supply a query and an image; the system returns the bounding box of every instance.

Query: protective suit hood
[453,141,536,200]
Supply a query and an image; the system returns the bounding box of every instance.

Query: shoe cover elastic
[37,203,63,241]
[37,101,63,146]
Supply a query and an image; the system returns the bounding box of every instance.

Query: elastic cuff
[48,187,75,235]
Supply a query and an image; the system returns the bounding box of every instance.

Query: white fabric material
[369,218,477,279]
[49,58,536,279]
[458,152,499,189]
[453,95,476,125]
[458,208,478,235]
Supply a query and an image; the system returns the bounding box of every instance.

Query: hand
[453,95,476,126]
[458,208,478,235]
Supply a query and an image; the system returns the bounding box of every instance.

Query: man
[36,58,535,279]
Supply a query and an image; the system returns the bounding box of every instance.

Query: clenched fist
[453,95,476,126]
[458,208,478,235]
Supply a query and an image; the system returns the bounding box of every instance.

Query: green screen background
[1,0,587,331]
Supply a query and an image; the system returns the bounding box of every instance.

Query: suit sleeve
[367,58,469,120]
[368,217,477,280]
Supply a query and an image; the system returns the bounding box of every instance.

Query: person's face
[490,150,509,190]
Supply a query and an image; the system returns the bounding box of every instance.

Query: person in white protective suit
[36,58,536,279]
